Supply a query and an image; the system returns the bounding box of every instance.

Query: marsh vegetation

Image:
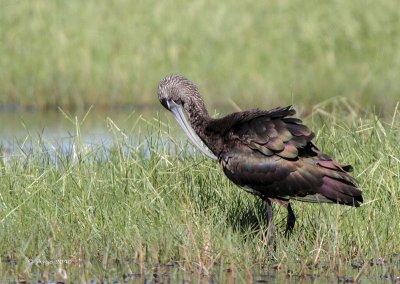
[1,104,399,282]
[1,0,400,110]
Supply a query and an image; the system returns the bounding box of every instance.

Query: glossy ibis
[158,75,363,236]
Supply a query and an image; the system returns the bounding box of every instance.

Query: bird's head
[157,75,217,160]
[157,75,202,113]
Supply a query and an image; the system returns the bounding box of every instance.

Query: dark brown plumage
[158,75,363,236]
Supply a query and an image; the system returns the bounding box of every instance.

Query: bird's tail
[317,160,363,207]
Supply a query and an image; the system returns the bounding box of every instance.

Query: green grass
[1,0,400,110]
[0,104,399,282]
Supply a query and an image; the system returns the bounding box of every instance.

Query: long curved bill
[167,100,217,160]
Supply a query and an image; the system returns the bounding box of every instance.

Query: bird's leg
[284,202,296,237]
[265,199,276,243]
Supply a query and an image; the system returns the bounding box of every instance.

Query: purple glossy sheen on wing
[265,126,279,138]
[277,126,292,142]
[315,159,356,184]
[286,123,312,137]
[317,160,348,172]
[217,106,362,206]
[276,143,298,159]
[266,136,285,151]
[247,142,274,156]
[320,176,362,206]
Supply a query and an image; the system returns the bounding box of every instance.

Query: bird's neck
[185,99,220,154]
[186,99,211,136]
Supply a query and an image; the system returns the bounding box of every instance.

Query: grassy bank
[1,0,400,110]
[0,105,399,281]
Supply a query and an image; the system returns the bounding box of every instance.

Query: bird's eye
[175,98,183,106]
[160,98,169,109]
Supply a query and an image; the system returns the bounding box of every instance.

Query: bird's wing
[227,106,315,160]
[218,106,362,206]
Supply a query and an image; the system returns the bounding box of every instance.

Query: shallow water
[0,108,179,160]
[0,107,227,165]
[2,256,400,283]
[0,108,154,146]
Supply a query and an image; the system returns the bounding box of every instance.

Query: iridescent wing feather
[215,106,362,206]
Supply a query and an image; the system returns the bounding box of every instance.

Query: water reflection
[0,109,155,143]
[0,108,204,165]
[0,108,160,151]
